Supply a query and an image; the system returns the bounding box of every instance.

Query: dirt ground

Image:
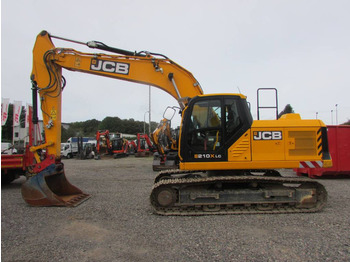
[2,157,350,262]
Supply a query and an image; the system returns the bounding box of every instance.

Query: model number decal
[253,131,282,140]
[90,59,130,75]
[194,154,222,159]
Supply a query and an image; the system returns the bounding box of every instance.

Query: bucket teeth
[65,194,91,207]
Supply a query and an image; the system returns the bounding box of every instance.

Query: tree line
[61,117,159,142]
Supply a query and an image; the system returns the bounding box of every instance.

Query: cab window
[225,98,242,136]
[187,99,222,151]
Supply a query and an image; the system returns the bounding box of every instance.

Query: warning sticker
[50,107,57,120]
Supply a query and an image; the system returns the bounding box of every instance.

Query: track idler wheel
[154,187,177,207]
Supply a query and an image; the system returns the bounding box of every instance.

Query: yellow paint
[180,160,302,170]
[74,57,81,67]
[227,131,251,161]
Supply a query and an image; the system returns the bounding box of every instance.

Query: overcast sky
[2,0,350,127]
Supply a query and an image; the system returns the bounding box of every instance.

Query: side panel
[1,154,25,169]
[251,127,323,161]
[284,127,321,161]
[251,128,285,161]
[337,126,350,171]
[227,131,251,162]
[180,160,301,170]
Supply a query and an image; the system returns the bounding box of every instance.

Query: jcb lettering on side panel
[253,131,282,140]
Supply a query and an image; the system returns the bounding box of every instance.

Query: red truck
[1,106,35,185]
[1,150,32,184]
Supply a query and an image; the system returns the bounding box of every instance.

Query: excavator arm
[23,30,203,206]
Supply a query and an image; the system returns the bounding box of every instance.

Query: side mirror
[163,106,176,121]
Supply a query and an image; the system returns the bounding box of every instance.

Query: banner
[13,100,22,127]
[1,98,10,126]
[25,104,32,128]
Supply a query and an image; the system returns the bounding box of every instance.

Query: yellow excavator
[151,107,180,171]
[22,31,332,215]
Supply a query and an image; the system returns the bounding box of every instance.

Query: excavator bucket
[21,164,90,207]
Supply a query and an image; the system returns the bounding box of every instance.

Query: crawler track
[150,170,327,215]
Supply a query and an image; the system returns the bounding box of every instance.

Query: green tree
[59,116,167,142]
[81,119,100,136]
[61,126,78,142]
[98,116,124,132]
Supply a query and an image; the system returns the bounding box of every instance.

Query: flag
[1,98,10,126]
[25,104,32,128]
[13,100,22,127]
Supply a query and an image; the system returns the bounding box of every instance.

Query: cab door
[180,95,252,163]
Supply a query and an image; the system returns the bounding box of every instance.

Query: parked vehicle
[60,142,75,159]
[1,107,34,185]
[61,137,95,159]
[1,142,18,155]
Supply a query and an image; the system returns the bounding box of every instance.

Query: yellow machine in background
[150,106,180,171]
[22,31,331,215]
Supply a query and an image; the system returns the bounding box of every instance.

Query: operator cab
[180,94,253,162]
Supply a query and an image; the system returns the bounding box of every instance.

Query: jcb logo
[253,131,282,140]
[90,59,130,75]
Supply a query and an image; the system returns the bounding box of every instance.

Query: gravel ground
[2,157,350,262]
